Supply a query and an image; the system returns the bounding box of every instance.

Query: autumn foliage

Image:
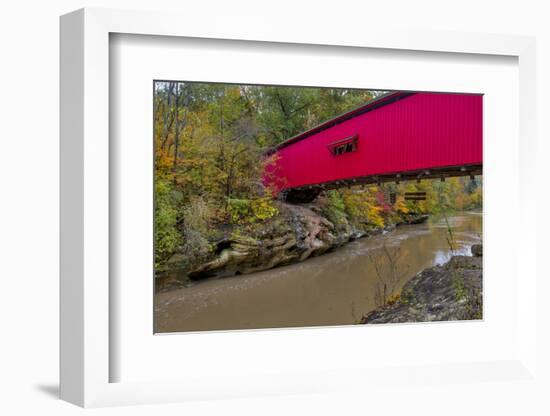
[154,81,482,271]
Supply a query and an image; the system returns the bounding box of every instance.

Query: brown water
[154,211,482,333]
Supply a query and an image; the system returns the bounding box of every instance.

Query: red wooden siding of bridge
[264,92,482,197]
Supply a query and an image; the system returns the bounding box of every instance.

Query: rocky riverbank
[361,244,483,324]
[158,197,428,287]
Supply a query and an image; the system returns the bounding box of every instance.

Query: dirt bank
[361,245,483,324]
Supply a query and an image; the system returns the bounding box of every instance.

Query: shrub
[155,179,181,267]
[322,190,348,225]
[250,196,279,221]
[469,186,482,208]
[227,198,252,223]
[182,196,214,257]
[342,187,385,228]
[227,196,278,224]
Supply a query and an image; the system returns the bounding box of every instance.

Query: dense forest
[154,82,482,278]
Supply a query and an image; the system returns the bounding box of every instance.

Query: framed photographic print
[60,7,539,408]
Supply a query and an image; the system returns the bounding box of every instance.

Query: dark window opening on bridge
[328,136,358,156]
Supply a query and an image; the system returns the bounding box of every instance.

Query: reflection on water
[154,211,482,333]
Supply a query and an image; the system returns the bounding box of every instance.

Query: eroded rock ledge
[361,245,483,324]
[187,203,367,280]
[161,201,428,283]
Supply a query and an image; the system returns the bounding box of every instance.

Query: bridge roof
[270,91,414,152]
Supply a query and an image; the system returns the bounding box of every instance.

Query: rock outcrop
[361,247,483,324]
[161,200,429,283]
[187,203,361,280]
[471,243,483,257]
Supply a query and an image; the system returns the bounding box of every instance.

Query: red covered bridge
[264,92,482,202]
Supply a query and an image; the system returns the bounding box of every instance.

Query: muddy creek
[154,211,482,332]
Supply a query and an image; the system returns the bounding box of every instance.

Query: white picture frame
[60,7,538,408]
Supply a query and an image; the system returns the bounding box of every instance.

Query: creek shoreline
[154,213,482,332]
[361,244,483,324]
[157,199,429,292]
